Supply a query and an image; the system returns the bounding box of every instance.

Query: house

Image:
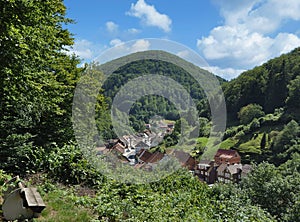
[137,149,164,164]
[217,163,243,183]
[105,139,120,149]
[171,150,198,171]
[195,160,217,184]
[214,149,241,165]
[110,142,126,154]
[134,141,150,153]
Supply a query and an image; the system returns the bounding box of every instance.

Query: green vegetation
[0,0,82,174]
[224,47,300,120]
[238,103,265,125]
[1,0,300,221]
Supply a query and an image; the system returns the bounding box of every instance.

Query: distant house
[105,139,120,149]
[167,124,174,129]
[172,150,198,171]
[137,149,164,164]
[195,160,217,184]
[110,142,126,154]
[217,163,243,183]
[122,149,137,165]
[214,149,241,165]
[134,141,150,153]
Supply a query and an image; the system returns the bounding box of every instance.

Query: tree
[241,162,295,219]
[286,75,300,120]
[238,104,265,125]
[0,0,82,172]
[271,120,299,165]
[260,133,266,149]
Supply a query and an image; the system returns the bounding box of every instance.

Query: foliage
[271,120,300,165]
[0,0,82,173]
[96,58,223,133]
[224,48,300,119]
[241,162,300,220]
[35,170,274,221]
[286,75,300,106]
[24,143,106,186]
[35,188,96,222]
[238,104,265,125]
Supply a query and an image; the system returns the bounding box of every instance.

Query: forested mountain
[224,47,300,121]
[93,51,226,135]
[215,48,300,168]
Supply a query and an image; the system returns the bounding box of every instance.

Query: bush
[25,143,105,186]
[238,104,265,125]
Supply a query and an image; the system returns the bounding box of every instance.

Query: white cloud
[94,39,152,64]
[198,0,300,80]
[106,21,119,33]
[109,39,151,53]
[197,26,274,68]
[110,38,124,47]
[205,66,246,80]
[176,50,190,58]
[130,39,150,52]
[66,39,94,60]
[127,28,141,34]
[127,0,172,32]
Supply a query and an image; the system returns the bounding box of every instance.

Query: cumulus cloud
[106,21,119,33]
[94,39,151,64]
[127,0,172,32]
[110,38,124,47]
[198,0,300,79]
[66,39,95,60]
[205,66,246,80]
[130,39,150,52]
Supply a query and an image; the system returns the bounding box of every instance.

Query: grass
[219,138,237,149]
[197,137,208,147]
[34,188,96,222]
[237,133,264,154]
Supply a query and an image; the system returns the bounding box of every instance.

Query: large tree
[0,0,82,172]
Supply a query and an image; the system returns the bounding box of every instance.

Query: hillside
[92,50,226,137]
[224,47,300,121]
[215,47,300,166]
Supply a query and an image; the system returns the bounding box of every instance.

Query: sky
[64,0,300,80]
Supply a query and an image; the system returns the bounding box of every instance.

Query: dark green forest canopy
[224,47,300,120]
[99,58,226,128]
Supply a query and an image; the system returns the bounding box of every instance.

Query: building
[217,163,243,183]
[214,149,241,165]
[171,150,198,171]
[195,160,217,184]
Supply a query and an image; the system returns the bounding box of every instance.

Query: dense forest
[97,56,222,137]
[0,0,300,221]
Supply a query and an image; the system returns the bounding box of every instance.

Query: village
[96,119,252,185]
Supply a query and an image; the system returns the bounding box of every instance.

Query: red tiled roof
[138,150,164,163]
[172,150,197,170]
[111,143,125,154]
[215,149,239,158]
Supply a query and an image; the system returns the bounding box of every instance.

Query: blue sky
[64,0,300,80]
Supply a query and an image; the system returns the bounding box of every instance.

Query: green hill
[93,50,226,134]
[219,47,300,165]
[224,47,300,121]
